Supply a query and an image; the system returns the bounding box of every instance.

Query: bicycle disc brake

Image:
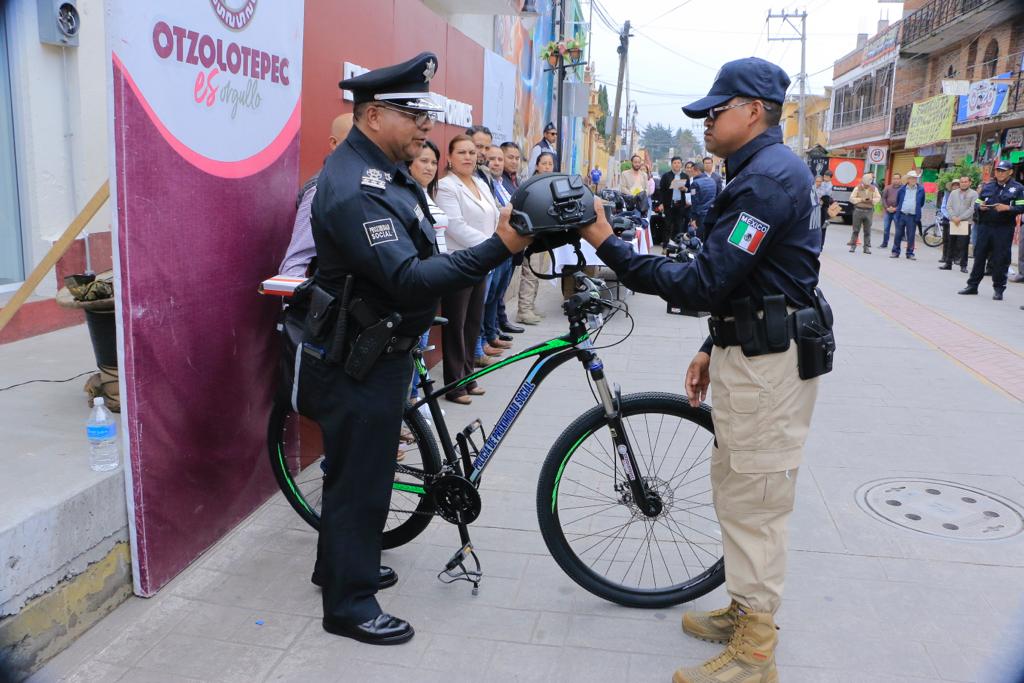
[427,474,482,525]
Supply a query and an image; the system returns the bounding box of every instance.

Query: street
[30,226,1024,683]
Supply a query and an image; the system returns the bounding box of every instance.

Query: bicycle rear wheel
[536,392,724,608]
[267,401,442,548]
[921,223,943,247]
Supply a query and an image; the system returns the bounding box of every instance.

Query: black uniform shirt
[976,178,1024,228]
[311,126,510,337]
[597,126,819,318]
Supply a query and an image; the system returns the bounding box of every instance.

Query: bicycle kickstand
[437,523,483,596]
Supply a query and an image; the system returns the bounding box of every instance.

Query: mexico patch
[364,218,399,247]
[727,212,769,255]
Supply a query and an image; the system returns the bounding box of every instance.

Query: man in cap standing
[527,122,559,176]
[306,52,529,644]
[958,159,1024,300]
[579,57,831,682]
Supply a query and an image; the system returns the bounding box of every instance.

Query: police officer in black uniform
[958,159,1024,301]
[305,53,530,645]
[578,58,832,683]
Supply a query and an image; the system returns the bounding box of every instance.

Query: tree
[675,128,702,161]
[596,85,610,144]
[639,123,674,164]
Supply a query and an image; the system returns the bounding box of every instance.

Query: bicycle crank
[427,474,482,525]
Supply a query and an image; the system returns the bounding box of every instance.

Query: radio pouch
[344,311,403,381]
[793,307,835,380]
[305,285,336,343]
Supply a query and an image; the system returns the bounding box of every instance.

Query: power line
[636,0,696,28]
[630,28,719,71]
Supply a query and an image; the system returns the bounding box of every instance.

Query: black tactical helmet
[507,174,600,274]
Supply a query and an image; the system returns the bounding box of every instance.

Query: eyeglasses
[375,104,437,127]
[707,100,773,121]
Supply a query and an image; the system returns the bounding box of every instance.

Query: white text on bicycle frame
[470,381,536,478]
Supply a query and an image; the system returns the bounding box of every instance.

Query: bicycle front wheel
[922,223,943,247]
[267,401,442,548]
[536,392,724,608]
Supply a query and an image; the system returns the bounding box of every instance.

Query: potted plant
[565,36,584,62]
[541,41,560,67]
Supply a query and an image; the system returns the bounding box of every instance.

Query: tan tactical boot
[681,600,740,643]
[672,611,778,683]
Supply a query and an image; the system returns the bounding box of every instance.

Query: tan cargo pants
[517,252,548,316]
[709,344,819,615]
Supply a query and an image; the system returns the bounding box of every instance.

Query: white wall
[5,0,110,298]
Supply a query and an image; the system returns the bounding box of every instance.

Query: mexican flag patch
[727,212,769,255]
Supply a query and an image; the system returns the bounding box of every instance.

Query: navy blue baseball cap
[994,159,1014,171]
[340,52,443,112]
[683,57,791,119]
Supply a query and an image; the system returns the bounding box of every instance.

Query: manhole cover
[856,478,1024,541]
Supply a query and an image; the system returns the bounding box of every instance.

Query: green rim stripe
[392,482,426,495]
[277,444,315,516]
[551,429,594,513]
[455,336,580,388]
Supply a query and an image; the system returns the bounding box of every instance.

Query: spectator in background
[848,172,880,254]
[435,134,500,403]
[659,156,690,244]
[527,122,558,177]
[703,156,725,192]
[279,113,353,277]
[619,154,648,195]
[478,145,515,357]
[516,151,556,325]
[465,125,493,184]
[892,170,925,260]
[645,164,657,200]
[880,172,902,249]
[589,165,602,191]
[938,180,955,263]
[942,176,976,273]
[688,159,718,238]
[815,176,833,248]
[821,170,834,196]
[497,141,525,335]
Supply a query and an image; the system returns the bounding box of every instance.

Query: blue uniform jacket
[976,178,1024,228]
[596,126,820,331]
[689,173,718,217]
[895,184,926,222]
[311,126,510,337]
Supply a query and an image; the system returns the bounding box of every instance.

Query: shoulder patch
[364,218,399,247]
[361,168,388,189]
[727,212,769,255]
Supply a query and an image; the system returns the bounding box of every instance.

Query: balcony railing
[832,104,891,130]
[892,72,1024,137]
[892,103,913,137]
[902,0,985,46]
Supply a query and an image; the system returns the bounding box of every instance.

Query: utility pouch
[304,285,336,343]
[326,275,355,365]
[793,308,835,380]
[762,294,790,353]
[344,310,403,381]
[732,297,765,357]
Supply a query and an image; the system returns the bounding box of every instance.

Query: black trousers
[301,352,413,624]
[944,229,970,269]
[967,223,1014,291]
[940,219,951,262]
[666,201,689,243]
[441,280,485,398]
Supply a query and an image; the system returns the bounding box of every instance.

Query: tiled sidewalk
[31,229,1024,683]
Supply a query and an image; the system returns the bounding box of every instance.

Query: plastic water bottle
[87,397,119,472]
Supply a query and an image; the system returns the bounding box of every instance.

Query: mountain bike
[919,219,943,248]
[267,274,723,608]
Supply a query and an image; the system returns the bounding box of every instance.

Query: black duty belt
[381,335,418,355]
[708,315,797,348]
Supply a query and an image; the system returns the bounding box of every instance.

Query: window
[981,39,999,79]
[966,38,978,80]
[0,10,25,286]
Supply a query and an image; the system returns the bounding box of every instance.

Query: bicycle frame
[407,331,589,485]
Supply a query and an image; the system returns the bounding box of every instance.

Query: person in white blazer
[434,134,500,404]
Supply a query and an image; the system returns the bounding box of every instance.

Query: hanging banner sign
[941,79,970,96]
[108,0,303,595]
[957,74,1010,123]
[866,146,888,164]
[1004,127,1024,149]
[905,95,956,149]
[945,134,977,163]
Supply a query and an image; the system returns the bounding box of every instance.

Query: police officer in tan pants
[581,57,833,683]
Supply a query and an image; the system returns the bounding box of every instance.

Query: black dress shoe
[311,565,398,590]
[961,266,968,273]
[497,333,514,342]
[500,321,525,334]
[938,264,952,270]
[322,613,414,645]
[993,290,1004,301]
[958,286,979,295]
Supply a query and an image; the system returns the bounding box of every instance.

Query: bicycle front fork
[588,356,663,518]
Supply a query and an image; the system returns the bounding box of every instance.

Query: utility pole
[610,20,630,161]
[555,0,566,171]
[767,9,807,157]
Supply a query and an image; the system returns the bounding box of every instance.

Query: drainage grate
[856,478,1024,541]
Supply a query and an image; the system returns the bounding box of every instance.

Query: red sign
[828,157,865,189]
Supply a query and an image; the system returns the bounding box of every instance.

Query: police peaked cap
[340,52,444,112]
[683,57,790,118]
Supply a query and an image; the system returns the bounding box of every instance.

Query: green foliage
[639,123,675,163]
[596,85,610,144]
[936,161,982,193]
[620,160,632,172]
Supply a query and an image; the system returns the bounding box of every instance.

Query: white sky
[582,0,907,132]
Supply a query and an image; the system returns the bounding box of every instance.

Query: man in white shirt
[619,154,649,195]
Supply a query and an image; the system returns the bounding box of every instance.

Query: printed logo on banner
[728,213,770,255]
[209,1,257,30]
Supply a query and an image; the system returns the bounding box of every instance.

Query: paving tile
[93,596,196,667]
[132,633,282,682]
[61,659,128,683]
